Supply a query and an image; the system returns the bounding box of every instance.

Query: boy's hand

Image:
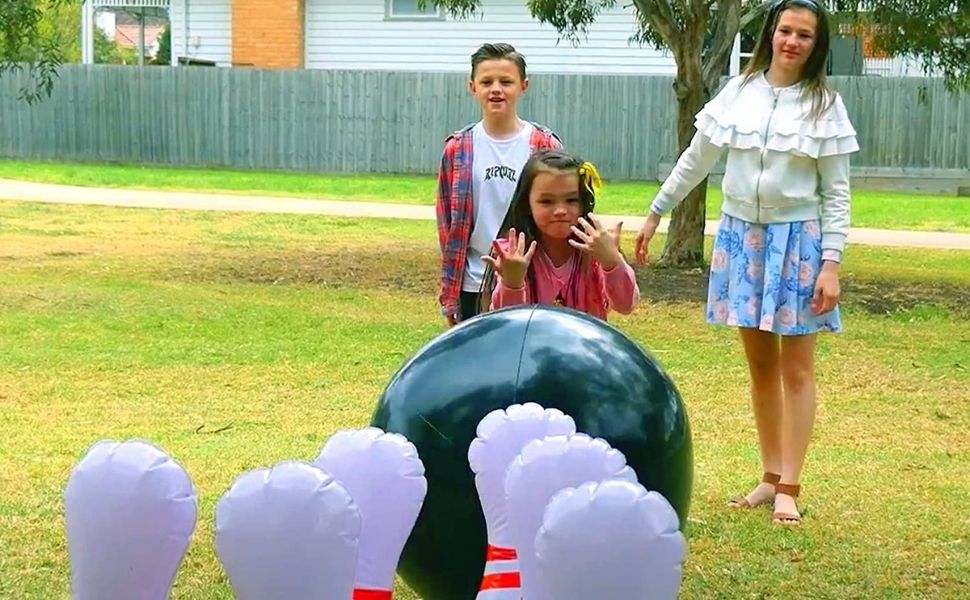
[570,214,622,270]
[482,228,536,290]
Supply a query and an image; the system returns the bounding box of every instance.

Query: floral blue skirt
[706,214,841,335]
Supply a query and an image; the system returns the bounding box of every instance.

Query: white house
[168,0,231,66]
[302,0,677,74]
[82,0,929,77]
[166,0,677,73]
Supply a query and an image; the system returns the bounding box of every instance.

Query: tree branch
[687,0,709,33]
[631,0,683,44]
[702,0,741,90]
[740,0,771,30]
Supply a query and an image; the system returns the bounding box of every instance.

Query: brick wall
[232,0,304,68]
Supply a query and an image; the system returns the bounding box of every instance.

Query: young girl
[481,149,639,320]
[634,0,858,525]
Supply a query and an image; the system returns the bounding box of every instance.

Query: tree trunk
[660,61,709,268]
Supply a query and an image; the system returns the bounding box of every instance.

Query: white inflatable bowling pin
[64,439,197,600]
[505,434,637,600]
[467,403,576,599]
[535,480,686,600]
[315,427,427,600]
[215,461,361,600]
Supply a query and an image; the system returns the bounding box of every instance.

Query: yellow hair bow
[577,161,603,197]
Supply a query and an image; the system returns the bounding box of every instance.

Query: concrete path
[2,178,968,251]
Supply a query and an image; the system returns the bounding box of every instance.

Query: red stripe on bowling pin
[480,572,521,590]
[353,589,392,600]
[483,544,517,577]
[477,545,520,598]
[486,545,517,561]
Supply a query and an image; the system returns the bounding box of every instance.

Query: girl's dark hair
[478,149,598,312]
[742,0,835,117]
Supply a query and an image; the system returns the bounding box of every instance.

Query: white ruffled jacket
[651,72,860,252]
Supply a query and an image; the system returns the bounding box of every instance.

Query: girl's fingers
[811,284,824,314]
[570,225,592,243]
[507,227,518,248]
[523,240,537,262]
[825,291,840,313]
[634,232,647,264]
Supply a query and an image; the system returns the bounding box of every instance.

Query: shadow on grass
[168,246,970,318]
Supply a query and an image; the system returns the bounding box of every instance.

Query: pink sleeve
[602,259,639,315]
[490,277,530,310]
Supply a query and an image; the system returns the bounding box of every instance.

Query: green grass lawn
[0,200,968,598]
[2,159,969,233]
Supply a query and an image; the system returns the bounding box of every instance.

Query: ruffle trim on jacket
[695,79,860,158]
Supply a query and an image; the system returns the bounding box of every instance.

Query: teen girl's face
[529,170,582,241]
[771,8,818,76]
[468,59,528,118]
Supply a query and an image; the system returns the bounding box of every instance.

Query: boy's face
[468,58,528,119]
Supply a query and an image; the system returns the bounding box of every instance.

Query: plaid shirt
[435,121,563,317]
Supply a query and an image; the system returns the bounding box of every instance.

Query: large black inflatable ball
[371,305,692,600]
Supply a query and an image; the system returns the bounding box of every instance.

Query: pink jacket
[490,245,639,320]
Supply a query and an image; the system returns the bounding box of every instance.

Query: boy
[436,42,562,326]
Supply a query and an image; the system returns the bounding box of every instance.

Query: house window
[386,0,443,20]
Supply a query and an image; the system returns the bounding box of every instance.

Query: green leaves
[865,0,970,90]
[0,0,73,104]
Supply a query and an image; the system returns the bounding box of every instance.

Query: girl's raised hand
[569,213,622,270]
[482,228,537,290]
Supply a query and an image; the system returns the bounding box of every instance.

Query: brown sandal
[727,472,780,508]
[772,482,802,525]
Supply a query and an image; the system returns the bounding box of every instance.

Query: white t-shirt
[462,121,534,292]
